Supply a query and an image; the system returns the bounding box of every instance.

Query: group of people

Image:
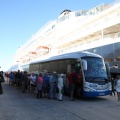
[5,70,65,101]
[2,69,120,102]
[4,68,83,101]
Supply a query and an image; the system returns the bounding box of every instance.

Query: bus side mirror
[81,59,87,70]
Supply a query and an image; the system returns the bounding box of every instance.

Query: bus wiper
[91,77,97,82]
[91,77,109,82]
[104,78,109,82]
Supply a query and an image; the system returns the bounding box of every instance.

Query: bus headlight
[84,87,94,92]
[84,82,96,92]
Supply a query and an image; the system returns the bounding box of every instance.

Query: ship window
[75,12,81,17]
[93,48,97,53]
[52,25,55,29]
[65,15,69,19]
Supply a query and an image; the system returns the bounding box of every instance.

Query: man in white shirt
[29,72,36,95]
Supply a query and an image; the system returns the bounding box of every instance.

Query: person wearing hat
[57,73,64,101]
[44,70,47,73]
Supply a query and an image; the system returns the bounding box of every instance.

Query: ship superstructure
[14,0,120,72]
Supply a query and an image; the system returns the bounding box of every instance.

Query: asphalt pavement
[0,80,120,120]
[0,81,84,120]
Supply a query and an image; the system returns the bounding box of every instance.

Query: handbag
[56,87,59,93]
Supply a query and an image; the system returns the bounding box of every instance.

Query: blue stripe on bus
[83,90,112,97]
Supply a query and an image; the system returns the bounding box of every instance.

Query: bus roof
[30,51,102,64]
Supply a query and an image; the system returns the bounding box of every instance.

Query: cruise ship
[13,0,120,73]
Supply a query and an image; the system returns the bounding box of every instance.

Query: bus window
[67,65,71,73]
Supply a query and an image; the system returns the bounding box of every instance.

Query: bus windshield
[82,57,108,81]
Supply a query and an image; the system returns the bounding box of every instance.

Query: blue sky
[0,0,115,71]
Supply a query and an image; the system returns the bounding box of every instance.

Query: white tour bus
[29,51,111,97]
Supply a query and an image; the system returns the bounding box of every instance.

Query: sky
[0,0,115,71]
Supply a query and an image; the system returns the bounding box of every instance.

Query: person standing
[37,73,43,99]
[48,71,57,99]
[110,76,116,96]
[16,70,22,90]
[42,70,49,98]
[76,69,83,96]
[53,71,58,99]
[9,71,14,86]
[0,71,5,95]
[6,72,9,82]
[68,69,76,101]
[115,75,120,101]
[21,71,28,93]
[34,71,39,95]
[29,72,36,95]
[57,73,64,101]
